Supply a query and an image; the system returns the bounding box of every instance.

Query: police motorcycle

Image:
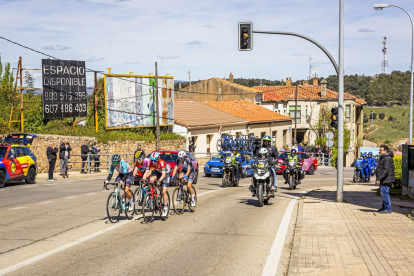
[283,150,305,190]
[352,158,367,183]
[222,151,238,188]
[250,148,276,207]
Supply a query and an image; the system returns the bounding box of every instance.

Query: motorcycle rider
[230,147,242,185]
[261,135,278,191]
[283,149,303,184]
[366,152,376,177]
[361,152,370,182]
[249,147,271,194]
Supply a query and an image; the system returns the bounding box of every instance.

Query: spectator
[47,141,58,181]
[189,140,196,153]
[282,144,290,152]
[93,142,101,172]
[311,145,318,157]
[317,145,323,164]
[376,144,395,214]
[298,142,304,152]
[87,141,97,174]
[59,139,71,178]
[134,143,145,163]
[292,143,298,151]
[81,140,88,174]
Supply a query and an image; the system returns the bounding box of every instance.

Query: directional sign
[326,140,334,148]
[326,132,334,140]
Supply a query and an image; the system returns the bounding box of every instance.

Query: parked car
[276,151,317,175]
[0,133,38,188]
[204,151,255,177]
[146,150,199,184]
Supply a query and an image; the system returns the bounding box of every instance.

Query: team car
[0,133,38,188]
[204,151,255,177]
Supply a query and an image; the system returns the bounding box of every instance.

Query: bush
[379,113,385,120]
[394,155,402,186]
[388,116,394,122]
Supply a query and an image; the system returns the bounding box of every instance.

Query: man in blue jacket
[361,153,370,182]
[366,152,376,176]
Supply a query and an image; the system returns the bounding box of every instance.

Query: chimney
[286,77,292,86]
[321,79,327,98]
[229,72,234,83]
[303,80,309,86]
[313,77,318,86]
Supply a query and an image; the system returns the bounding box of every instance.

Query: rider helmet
[291,149,297,155]
[231,147,237,152]
[111,154,121,164]
[263,135,271,142]
[258,147,268,156]
[362,152,367,157]
[368,151,373,156]
[150,152,160,161]
[178,151,186,158]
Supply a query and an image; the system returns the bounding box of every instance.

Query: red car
[146,150,200,185]
[276,151,317,175]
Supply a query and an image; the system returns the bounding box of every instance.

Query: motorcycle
[251,159,275,207]
[222,157,238,187]
[283,160,304,190]
[353,158,370,183]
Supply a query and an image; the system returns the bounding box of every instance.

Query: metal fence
[68,153,136,173]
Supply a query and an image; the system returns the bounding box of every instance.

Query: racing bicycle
[172,177,197,214]
[104,182,135,223]
[142,181,170,223]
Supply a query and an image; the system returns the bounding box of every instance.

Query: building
[254,77,367,166]
[173,99,292,156]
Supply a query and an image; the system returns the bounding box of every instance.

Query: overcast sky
[1,0,414,87]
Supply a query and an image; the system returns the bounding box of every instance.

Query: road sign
[326,132,334,139]
[42,59,87,119]
[326,140,334,148]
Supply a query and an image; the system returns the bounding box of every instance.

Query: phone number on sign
[44,103,87,114]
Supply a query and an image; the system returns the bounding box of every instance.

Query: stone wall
[30,134,186,173]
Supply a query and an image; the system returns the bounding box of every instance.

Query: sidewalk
[36,170,108,181]
[287,184,414,276]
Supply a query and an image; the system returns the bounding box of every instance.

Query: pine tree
[1,62,10,88]
[24,71,36,98]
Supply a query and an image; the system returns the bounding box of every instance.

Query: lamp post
[374,4,414,144]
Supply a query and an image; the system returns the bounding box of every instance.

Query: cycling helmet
[178,151,186,158]
[263,135,271,141]
[291,149,297,155]
[150,152,160,161]
[362,152,367,157]
[111,154,121,164]
[231,147,237,152]
[258,148,268,156]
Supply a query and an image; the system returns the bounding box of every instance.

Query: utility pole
[294,85,298,143]
[155,62,160,150]
[337,0,344,203]
[188,71,191,86]
[94,71,98,133]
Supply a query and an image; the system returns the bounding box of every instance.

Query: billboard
[42,59,87,119]
[104,74,174,129]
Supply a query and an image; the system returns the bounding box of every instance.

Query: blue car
[204,151,255,177]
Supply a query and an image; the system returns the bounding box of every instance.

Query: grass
[364,106,409,146]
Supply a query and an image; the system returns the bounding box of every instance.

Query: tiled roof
[174,100,246,128]
[255,85,365,104]
[203,99,292,123]
[181,78,261,93]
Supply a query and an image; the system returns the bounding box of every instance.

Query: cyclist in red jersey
[142,152,171,216]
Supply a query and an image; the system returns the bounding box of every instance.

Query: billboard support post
[155,62,160,149]
[94,71,98,133]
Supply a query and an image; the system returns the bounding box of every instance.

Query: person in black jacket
[376,144,395,214]
[189,140,196,154]
[59,139,72,178]
[47,141,59,181]
[81,140,88,174]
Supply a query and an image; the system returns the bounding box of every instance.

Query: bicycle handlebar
[103,182,124,190]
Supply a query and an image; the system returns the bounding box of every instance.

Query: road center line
[84,193,96,196]
[39,201,55,204]
[63,196,77,200]
[197,188,227,197]
[8,206,28,210]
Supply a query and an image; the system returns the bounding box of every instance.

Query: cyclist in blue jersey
[105,154,134,211]
[171,151,196,207]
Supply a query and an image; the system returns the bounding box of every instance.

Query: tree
[280,79,285,86]
[372,112,377,120]
[388,116,394,122]
[24,71,36,98]
[379,113,385,120]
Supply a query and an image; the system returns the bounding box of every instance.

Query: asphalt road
[0,167,354,276]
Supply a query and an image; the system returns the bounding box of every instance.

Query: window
[272,130,277,140]
[289,106,301,123]
[16,147,26,157]
[206,134,213,154]
[345,105,351,122]
[261,132,266,138]
[283,130,287,144]
[8,147,16,158]
[0,147,8,158]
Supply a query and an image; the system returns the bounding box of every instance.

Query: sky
[1,0,414,87]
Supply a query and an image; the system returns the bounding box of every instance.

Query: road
[0,167,354,276]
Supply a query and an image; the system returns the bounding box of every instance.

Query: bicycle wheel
[134,187,144,215]
[142,194,155,223]
[160,191,170,220]
[216,139,223,152]
[188,187,197,212]
[106,192,121,223]
[124,189,135,220]
[172,187,185,215]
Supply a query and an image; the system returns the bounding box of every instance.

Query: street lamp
[374,4,414,144]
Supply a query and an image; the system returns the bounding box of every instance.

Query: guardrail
[67,153,136,173]
[307,152,332,166]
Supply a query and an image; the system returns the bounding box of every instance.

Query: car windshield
[0,147,7,158]
[160,152,178,162]
[213,153,227,159]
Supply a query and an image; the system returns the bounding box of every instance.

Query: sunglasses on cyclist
[113,161,120,165]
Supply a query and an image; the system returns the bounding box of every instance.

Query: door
[16,147,31,176]
[6,147,23,178]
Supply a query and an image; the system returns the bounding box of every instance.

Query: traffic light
[238,22,253,51]
[331,107,338,129]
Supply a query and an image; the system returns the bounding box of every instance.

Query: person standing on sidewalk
[87,141,97,174]
[133,143,145,164]
[189,140,196,154]
[59,139,71,178]
[376,144,395,214]
[47,142,58,181]
[81,140,88,174]
[93,142,101,172]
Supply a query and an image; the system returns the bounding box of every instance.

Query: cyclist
[142,152,171,217]
[283,149,303,185]
[366,152,376,177]
[261,135,278,191]
[133,143,146,164]
[105,154,134,211]
[133,157,150,184]
[171,151,196,207]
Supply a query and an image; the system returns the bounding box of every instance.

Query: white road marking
[43,184,57,186]
[8,206,28,210]
[63,196,77,200]
[84,193,96,196]
[197,189,226,197]
[0,219,134,276]
[261,192,307,276]
[39,201,55,204]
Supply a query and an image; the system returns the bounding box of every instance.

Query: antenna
[381,37,389,74]
[308,57,314,80]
